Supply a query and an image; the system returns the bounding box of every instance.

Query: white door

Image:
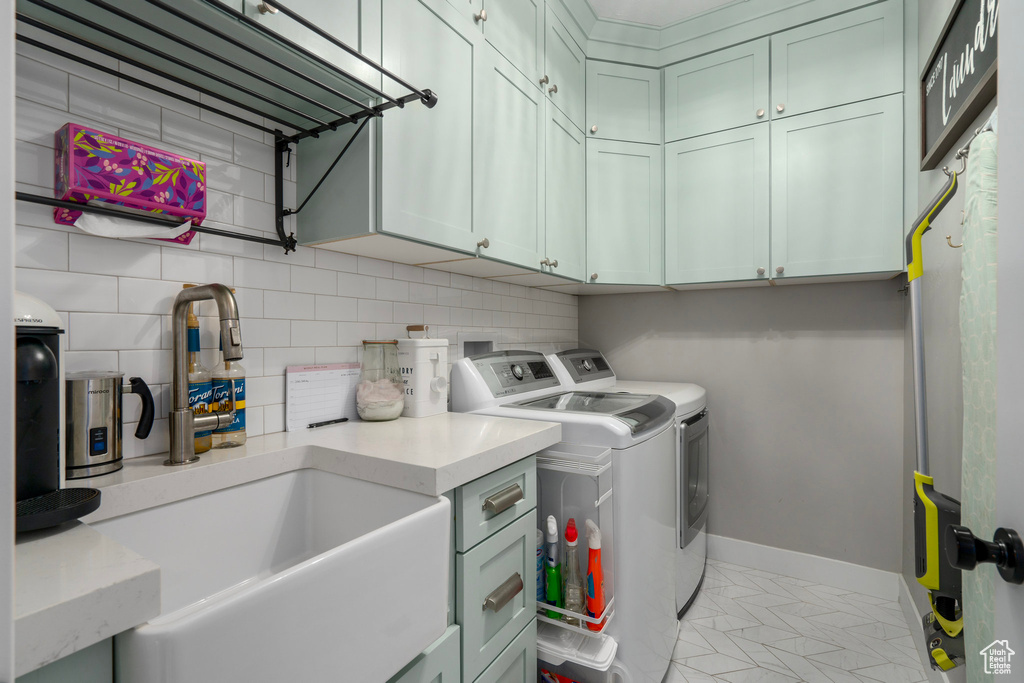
[994,0,1024,668]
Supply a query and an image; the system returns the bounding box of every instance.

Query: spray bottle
[544,515,563,618]
[585,519,606,631]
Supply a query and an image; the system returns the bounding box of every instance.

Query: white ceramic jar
[397,326,448,417]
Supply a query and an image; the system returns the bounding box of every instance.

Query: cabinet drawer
[456,456,537,552]
[457,512,536,682]
[388,625,460,683]
[473,619,537,683]
[771,1,902,118]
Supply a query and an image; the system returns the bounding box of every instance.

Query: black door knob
[946,525,1024,584]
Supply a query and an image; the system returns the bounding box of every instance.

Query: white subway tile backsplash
[16,226,68,271]
[13,49,578,444]
[376,277,409,302]
[291,321,336,347]
[291,265,337,295]
[357,256,392,278]
[338,272,375,299]
[162,109,234,160]
[264,291,314,320]
[70,312,163,350]
[315,295,357,321]
[234,257,289,291]
[162,247,233,284]
[69,76,161,138]
[264,347,316,376]
[118,66,201,118]
[315,249,358,272]
[18,268,118,313]
[357,299,392,323]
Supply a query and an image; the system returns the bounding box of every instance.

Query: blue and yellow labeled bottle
[212,338,246,448]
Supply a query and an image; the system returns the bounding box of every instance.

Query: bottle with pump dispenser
[544,515,563,618]
[212,337,246,448]
[562,518,585,626]
[183,284,212,454]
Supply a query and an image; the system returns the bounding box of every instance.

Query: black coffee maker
[15,292,100,533]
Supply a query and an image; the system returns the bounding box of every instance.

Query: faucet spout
[167,283,244,466]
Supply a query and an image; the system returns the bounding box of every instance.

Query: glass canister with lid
[356,340,404,421]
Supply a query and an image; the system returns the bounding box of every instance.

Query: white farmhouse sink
[91,468,450,683]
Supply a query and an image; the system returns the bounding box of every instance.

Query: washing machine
[547,349,709,618]
[451,351,679,683]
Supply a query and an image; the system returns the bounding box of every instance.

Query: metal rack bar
[26,0,333,128]
[17,14,313,139]
[143,0,375,117]
[248,0,430,106]
[15,193,296,248]
[16,34,292,142]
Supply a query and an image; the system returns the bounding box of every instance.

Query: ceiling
[585,0,746,27]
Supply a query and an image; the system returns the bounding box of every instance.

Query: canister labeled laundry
[396,326,448,417]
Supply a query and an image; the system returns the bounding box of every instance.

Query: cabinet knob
[776,103,785,113]
[947,525,1024,584]
[550,259,558,268]
[776,265,785,274]
[757,267,765,276]
[474,9,487,22]
[590,273,598,281]
[590,125,598,134]
[540,258,551,266]
[539,75,549,86]
[257,1,278,13]
[548,84,558,95]
[756,109,765,118]
[477,238,490,249]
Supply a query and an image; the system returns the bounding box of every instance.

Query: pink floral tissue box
[54,123,206,244]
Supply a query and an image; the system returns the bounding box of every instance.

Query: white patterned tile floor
[668,559,930,683]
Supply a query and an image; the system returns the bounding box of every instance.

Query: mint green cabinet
[664,38,769,142]
[473,620,537,683]
[448,0,543,86]
[379,0,483,253]
[388,626,461,683]
[544,6,585,133]
[17,639,111,683]
[586,140,663,285]
[543,102,586,281]
[474,46,546,269]
[665,124,769,285]
[771,94,903,279]
[771,1,902,119]
[586,61,661,144]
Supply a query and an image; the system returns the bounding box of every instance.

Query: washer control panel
[555,349,615,383]
[471,350,561,397]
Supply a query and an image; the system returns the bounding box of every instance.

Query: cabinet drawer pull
[482,573,523,612]
[482,483,524,515]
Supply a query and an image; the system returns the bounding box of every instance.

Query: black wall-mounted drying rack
[14,0,436,253]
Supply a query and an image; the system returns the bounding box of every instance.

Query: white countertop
[19,412,559,674]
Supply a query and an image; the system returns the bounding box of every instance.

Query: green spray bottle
[544,515,563,618]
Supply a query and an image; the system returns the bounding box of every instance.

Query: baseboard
[706,534,899,601]
[898,575,952,683]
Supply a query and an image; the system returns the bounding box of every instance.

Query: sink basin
[91,468,450,683]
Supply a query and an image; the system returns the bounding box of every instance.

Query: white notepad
[285,363,360,431]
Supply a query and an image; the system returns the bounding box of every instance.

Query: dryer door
[680,410,709,548]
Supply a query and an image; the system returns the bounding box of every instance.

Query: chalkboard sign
[921,0,998,170]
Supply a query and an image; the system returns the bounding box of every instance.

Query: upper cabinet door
[481,0,544,85]
[544,6,586,133]
[544,102,586,282]
[771,1,903,119]
[665,124,770,285]
[586,140,663,286]
[243,0,379,88]
[771,94,904,279]
[664,38,769,142]
[586,61,662,144]
[474,46,546,270]
[380,0,482,253]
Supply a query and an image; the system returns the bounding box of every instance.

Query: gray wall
[579,281,906,571]
[901,0,997,651]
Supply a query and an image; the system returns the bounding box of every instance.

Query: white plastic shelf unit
[536,443,618,675]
